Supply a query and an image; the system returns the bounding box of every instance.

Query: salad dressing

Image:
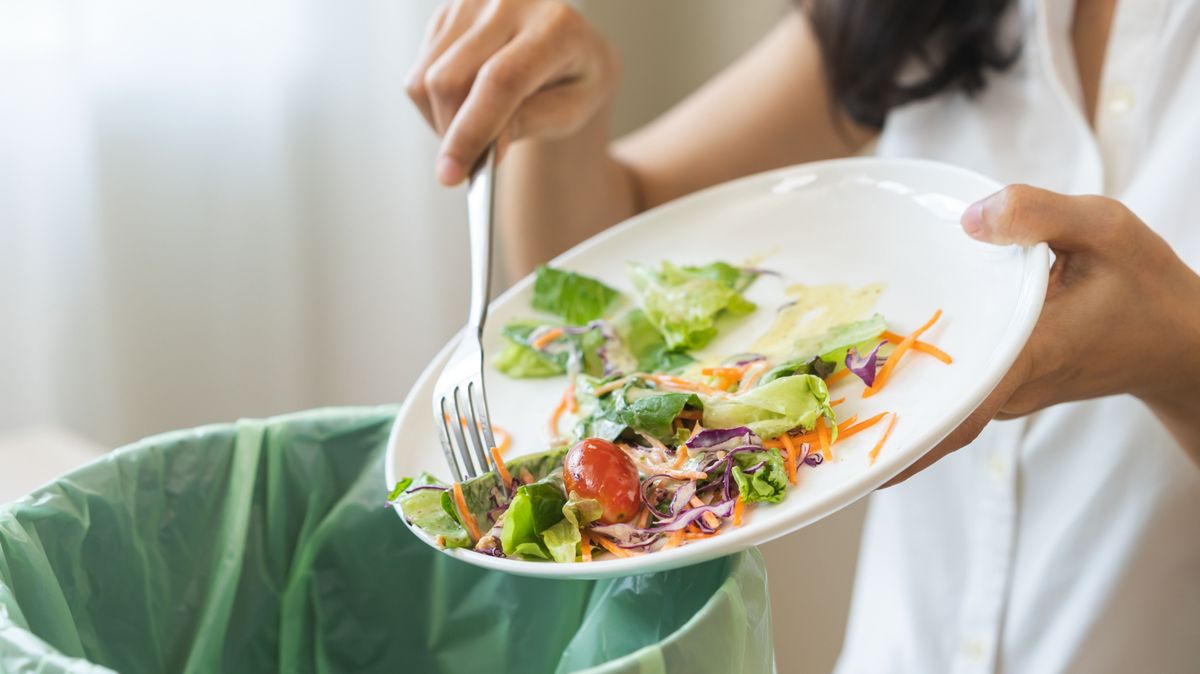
[750,283,884,361]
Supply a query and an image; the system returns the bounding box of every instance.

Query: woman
[406,0,1200,671]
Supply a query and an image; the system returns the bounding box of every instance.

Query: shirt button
[1106,84,1135,114]
[987,455,1010,481]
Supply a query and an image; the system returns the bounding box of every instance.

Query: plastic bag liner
[0,407,774,674]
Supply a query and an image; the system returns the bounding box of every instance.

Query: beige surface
[0,428,106,503]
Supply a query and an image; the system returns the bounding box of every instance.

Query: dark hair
[806,0,1019,129]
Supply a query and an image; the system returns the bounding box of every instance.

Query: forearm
[1137,268,1200,462]
[498,106,639,279]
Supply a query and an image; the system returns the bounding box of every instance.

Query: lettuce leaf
[500,472,568,560]
[493,341,564,378]
[760,315,887,385]
[731,448,789,504]
[541,492,603,563]
[628,261,757,350]
[612,309,693,373]
[393,474,471,549]
[532,265,620,325]
[580,381,699,444]
[493,320,607,379]
[701,374,833,439]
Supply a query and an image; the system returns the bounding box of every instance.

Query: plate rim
[385,155,1050,579]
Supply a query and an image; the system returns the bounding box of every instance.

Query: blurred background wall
[0,1,865,671]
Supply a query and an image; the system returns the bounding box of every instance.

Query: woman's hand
[890,185,1200,483]
[406,0,620,186]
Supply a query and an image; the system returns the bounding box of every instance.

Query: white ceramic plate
[386,157,1049,579]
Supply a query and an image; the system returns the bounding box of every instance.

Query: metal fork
[432,145,499,482]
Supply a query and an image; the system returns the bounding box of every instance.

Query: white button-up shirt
[835,1,1200,672]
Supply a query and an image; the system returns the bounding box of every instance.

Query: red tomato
[563,438,641,524]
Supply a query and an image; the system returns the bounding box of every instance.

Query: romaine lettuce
[500,472,569,560]
[541,492,603,563]
[628,261,757,350]
[612,309,693,373]
[393,474,471,549]
[493,320,607,379]
[701,374,833,439]
[730,448,789,504]
[579,381,699,444]
[759,315,887,385]
[532,265,620,325]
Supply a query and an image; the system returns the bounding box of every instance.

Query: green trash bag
[0,407,774,674]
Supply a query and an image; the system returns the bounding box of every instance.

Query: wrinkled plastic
[0,408,774,674]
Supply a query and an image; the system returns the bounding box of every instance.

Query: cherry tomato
[563,438,641,524]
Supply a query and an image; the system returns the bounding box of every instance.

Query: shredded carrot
[817,417,833,462]
[837,412,888,443]
[580,531,593,562]
[634,506,650,530]
[451,483,483,541]
[519,467,535,484]
[548,384,573,437]
[489,446,513,487]
[685,530,721,540]
[594,535,634,558]
[701,366,746,390]
[676,409,703,420]
[784,415,858,447]
[647,374,726,396]
[690,496,721,530]
[883,330,953,364]
[673,444,690,470]
[530,327,564,350]
[740,362,768,390]
[664,530,686,549]
[434,535,446,548]
[593,376,634,396]
[869,413,898,465]
[826,369,851,385]
[566,379,578,413]
[733,496,746,526]
[830,397,846,407]
[780,433,799,485]
[493,426,512,455]
[865,310,943,398]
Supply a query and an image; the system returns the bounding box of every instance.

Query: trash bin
[0,407,774,674]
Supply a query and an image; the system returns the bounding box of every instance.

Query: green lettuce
[701,374,833,439]
[628,261,757,351]
[395,448,568,548]
[541,492,604,563]
[493,341,564,378]
[760,315,888,385]
[393,474,472,549]
[612,309,693,373]
[532,265,620,325]
[730,448,789,504]
[493,320,607,379]
[580,381,699,444]
[500,472,569,560]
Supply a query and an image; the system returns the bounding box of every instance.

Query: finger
[436,36,568,184]
[405,1,479,130]
[425,19,517,135]
[960,185,1135,252]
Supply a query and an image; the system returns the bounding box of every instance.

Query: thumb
[960,184,1126,252]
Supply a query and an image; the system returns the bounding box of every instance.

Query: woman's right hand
[407,0,620,186]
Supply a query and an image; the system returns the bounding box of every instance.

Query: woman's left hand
[889,185,1200,484]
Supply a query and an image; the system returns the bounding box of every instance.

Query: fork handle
[466,144,498,339]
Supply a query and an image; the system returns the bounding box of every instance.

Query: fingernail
[961,199,985,238]
[436,155,463,185]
